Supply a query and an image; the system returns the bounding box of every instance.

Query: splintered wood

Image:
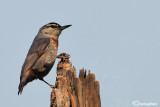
[50,53,101,107]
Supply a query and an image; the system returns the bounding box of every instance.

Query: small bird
[18,22,71,95]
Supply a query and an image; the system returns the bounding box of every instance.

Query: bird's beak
[60,25,72,30]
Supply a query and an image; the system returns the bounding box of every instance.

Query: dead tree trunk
[50,53,101,107]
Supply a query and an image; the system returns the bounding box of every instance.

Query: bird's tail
[18,80,27,95]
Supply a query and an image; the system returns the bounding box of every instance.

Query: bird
[18,22,71,95]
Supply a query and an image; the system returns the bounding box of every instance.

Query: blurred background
[0,0,160,107]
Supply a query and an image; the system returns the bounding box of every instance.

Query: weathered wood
[50,53,101,107]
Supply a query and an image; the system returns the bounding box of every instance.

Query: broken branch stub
[50,53,101,107]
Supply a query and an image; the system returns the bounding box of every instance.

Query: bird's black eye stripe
[50,25,56,28]
[49,24,61,28]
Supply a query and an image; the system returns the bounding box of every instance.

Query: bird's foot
[50,85,55,89]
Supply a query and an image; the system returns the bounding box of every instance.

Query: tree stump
[50,53,101,107]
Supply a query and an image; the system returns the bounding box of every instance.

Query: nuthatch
[18,22,71,95]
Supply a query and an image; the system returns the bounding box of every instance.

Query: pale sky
[1,0,160,107]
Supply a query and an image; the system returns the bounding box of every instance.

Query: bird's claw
[50,85,55,89]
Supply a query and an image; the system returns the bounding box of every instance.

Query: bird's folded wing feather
[21,38,50,76]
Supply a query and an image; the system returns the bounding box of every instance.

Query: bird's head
[40,22,71,39]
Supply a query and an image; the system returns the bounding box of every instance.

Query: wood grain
[50,53,101,107]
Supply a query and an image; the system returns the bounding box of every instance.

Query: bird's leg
[39,78,55,88]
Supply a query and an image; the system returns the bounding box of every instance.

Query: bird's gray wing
[21,37,50,75]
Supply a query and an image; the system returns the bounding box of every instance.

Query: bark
[50,53,101,107]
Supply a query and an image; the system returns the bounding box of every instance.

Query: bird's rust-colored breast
[50,38,58,49]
